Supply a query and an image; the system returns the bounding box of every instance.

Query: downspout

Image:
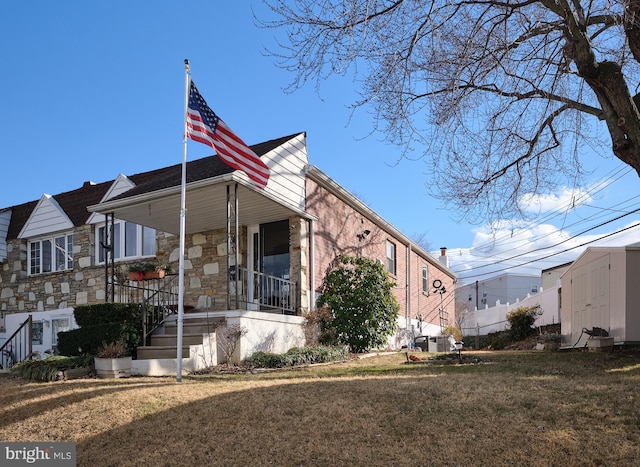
[309,219,315,312]
[406,243,412,342]
[226,184,231,310]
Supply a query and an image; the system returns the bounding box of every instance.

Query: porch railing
[0,315,32,369]
[114,275,179,345]
[237,267,297,314]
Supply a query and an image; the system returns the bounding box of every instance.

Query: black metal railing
[0,315,32,369]
[237,267,297,314]
[113,275,180,345]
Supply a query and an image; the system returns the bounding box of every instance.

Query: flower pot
[94,356,132,378]
[128,270,166,281]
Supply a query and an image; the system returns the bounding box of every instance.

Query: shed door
[572,254,610,341]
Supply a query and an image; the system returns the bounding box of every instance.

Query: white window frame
[28,232,74,275]
[96,220,156,264]
[386,240,396,275]
[422,265,429,293]
[51,317,70,353]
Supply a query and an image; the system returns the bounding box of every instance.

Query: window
[28,233,73,274]
[97,221,156,263]
[386,240,396,275]
[51,318,70,353]
[422,265,429,293]
[531,285,539,293]
[32,321,43,345]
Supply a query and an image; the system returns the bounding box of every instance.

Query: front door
[247,220,290,310]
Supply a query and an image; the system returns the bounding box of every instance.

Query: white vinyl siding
[0,208,10,262]
[19,194,73,239]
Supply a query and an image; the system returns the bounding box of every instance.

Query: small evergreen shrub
[11,356,94,382]
[244,345,348,369]
[57,303,143,357]
[316,255,399,353]
[507,305,540,341]
[485,331,512,350]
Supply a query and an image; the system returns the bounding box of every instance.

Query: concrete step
[164,319,223,335]
[137,346,192,360]
[149,333,203,347]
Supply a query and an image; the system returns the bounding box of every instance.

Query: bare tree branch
[260,0,640,221]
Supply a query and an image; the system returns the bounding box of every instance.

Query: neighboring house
[456,273,541,312]
[541,261,572,290]
[560,244,640,348]
[0,132,456,370]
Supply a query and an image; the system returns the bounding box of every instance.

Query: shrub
[72,303,143,327]
[244,345,348,369]
[11,356,93,382]
[443,325,463,342]
[217,323,248,364]
[302,307,336,346]
[484,331,512,350]
[96,341,130,358]
[507,305,541,341]
[57,303,143,357]
[317,255,399,353]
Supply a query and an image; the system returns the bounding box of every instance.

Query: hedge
[57,303,143,357]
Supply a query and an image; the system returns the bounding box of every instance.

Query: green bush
[73,303,143,327]
[507,305,540,341]
[485,331,512,350]
[57,303,143,357]
[244,345,348,368]
[11,356,94,382]
[316,255,399,353]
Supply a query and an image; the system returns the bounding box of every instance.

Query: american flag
[186,81,270,188]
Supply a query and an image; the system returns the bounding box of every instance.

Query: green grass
[1,349,639,466]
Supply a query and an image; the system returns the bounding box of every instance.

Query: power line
[456,206,640,273]
[455,222,640,280]
[462,166,634,256]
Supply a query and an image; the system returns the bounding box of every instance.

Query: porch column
[289,216,309,315]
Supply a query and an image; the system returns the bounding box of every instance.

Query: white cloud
[519,186,593,214]
[441,219,640,285]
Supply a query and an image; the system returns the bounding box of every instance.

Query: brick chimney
[438,247,449,268]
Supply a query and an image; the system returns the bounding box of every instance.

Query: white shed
[560,244,640,348]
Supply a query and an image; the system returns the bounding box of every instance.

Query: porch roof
[87,134,313,235]
[87,173,310,235]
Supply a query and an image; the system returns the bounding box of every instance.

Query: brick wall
[305,177,455,328]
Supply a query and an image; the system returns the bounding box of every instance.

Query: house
[455,272,541,312]
[560,244,640,348]
[541,261,572,290]
[0,132,456,372]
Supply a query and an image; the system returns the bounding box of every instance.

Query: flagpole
[176,59,191,382]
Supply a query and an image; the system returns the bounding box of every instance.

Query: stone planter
[94,356,132,378]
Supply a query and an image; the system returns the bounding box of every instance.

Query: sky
[2,1,640,285]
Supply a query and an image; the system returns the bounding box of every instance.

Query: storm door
[247,220,290,310]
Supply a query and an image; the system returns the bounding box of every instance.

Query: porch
[114,268,298,343]
[0,268,301,371]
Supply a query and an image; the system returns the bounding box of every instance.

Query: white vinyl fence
[460,285,560,337]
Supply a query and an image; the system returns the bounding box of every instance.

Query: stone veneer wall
[1,225,98,314]
[158,226,246,311]
[1,219,309,316]
[289,216,309,315]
